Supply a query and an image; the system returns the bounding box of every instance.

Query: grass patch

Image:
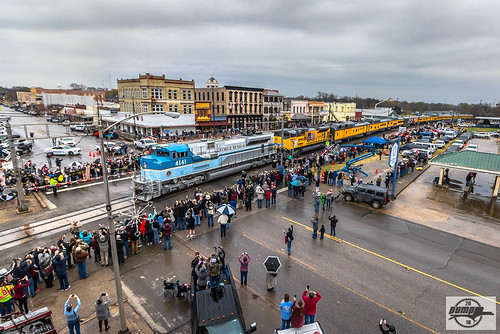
[466,127,497,133]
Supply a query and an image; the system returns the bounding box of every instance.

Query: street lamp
[98,111,180,333]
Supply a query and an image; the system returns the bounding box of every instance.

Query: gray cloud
[0,0,499,104]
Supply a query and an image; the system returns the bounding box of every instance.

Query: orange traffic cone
[97,150,100,156]
[89,151,91,157]
[93,152,96,157]
[375,168,378,174]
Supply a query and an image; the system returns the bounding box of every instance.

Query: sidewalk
[27,261,153,334]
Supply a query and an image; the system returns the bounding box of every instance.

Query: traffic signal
[94,131,99,137]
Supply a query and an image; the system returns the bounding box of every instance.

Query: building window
[216,92,219,101]
[173,91,178,99]
[183,105,187,113]
[202,92,206,100]
[222,92,225,101]
[174,105,178,112]
[168,90,172,99]
[188,106,192,114]
[169,105,173,111]
[152,104,164,112]
[244,92,247,102]
[183,91,187,100]
[151,89,163,99]
[229,91,233,101]
[188,91,192,100]
[222,105,224,113]
[143,104,148,112]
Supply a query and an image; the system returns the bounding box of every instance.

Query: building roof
[100,112,195,129]
[308,102,327,106]
[429,150,500,175]
[263,90,283,97]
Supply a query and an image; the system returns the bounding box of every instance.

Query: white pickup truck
[134,138,157,149]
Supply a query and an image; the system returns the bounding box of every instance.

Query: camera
[100,292,106,297]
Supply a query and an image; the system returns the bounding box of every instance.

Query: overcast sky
[1,0,498,105]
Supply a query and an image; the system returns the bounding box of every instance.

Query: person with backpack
[64,294,81,334]
[162,218,173,250]
[206,201,215,227]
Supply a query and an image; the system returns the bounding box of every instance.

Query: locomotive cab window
[156,151,170,157]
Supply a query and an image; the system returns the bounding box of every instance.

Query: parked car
[134,138,157,149]
[95,142,121,154]
[475,132,491,139]
[44,145,81,156]
[453,139,465,149]
[491,131,499,138]
[444,145,461,154]
[465,144,479,152]
[434,140,445,149]
[50,116,64,123]
[342,184,390,209]
[441,136,451,143]
[70,123,86,131]
[56,137,76,147]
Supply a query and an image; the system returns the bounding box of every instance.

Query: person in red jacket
[12,277,30,313]
[265,189,271,208]
[302,286,322,324]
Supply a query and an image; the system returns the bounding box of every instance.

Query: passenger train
[273,114,473,155]
[134,114,473,201]
[133,134,275,201]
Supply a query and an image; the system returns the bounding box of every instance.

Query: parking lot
[1,107,134,169]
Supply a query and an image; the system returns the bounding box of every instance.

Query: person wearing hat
[98,230,110,266]
[52,250,70,291]
[64,294,81,334]
[0,280,15,316]
[206,201,215,228]
[73,245,88,279]
[95,292,111,332]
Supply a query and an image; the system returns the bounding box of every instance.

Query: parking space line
[282,216,499,305]
[243,234,438,334]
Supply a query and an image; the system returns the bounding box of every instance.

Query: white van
[413,142,437,152]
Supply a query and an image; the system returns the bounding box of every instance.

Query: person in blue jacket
[64,294,81,334]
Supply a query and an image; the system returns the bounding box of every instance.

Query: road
[1,166,498,333]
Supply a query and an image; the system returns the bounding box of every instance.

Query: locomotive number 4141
[175,159,187,166]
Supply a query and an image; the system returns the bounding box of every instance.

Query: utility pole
[280,117,284,166]
[5,120,28,212]
[98,122,128,333]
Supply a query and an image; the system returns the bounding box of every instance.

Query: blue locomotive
[133,133,275,201]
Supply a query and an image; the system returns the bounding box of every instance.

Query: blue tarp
[364,136,387,144]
